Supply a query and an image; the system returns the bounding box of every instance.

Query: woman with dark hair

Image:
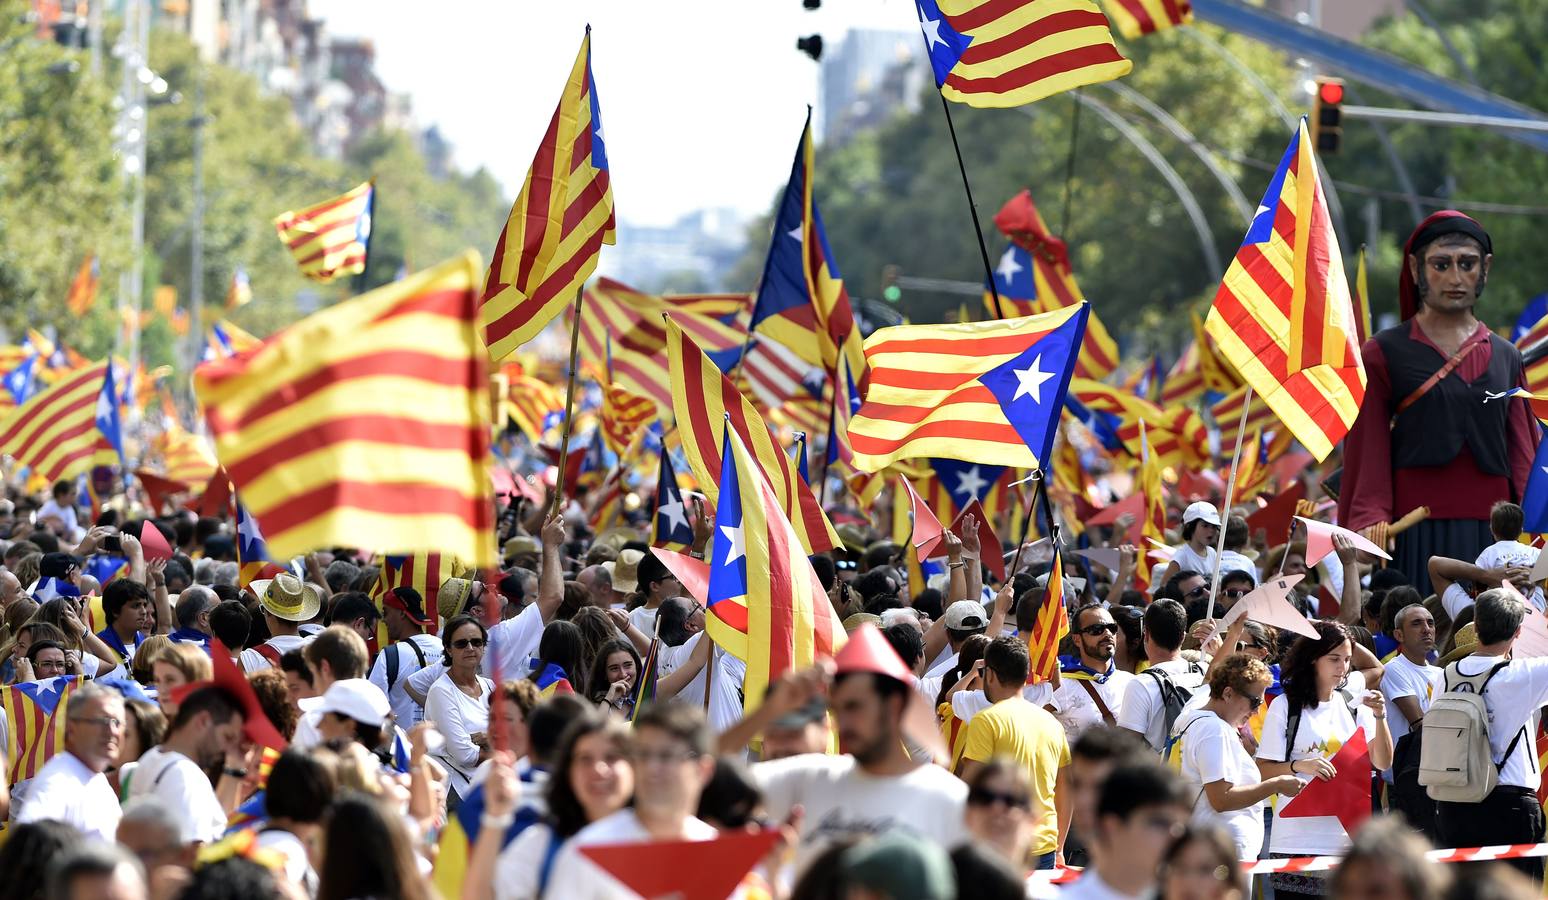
[571,606,621,678]
[587,638,641,715]
[0,820,80,900]
[490,710,635,900]
[258,749,339,896]
[1162,824,1248,900]
[316,792,431,900]
[1255,620,1393,892]
[425,614,494,805]
[527,619,587,697]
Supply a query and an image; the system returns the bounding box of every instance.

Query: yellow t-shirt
[961,697,1070,856]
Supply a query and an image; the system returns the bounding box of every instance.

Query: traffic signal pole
[1341,106,1548,134]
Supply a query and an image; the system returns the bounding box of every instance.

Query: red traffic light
[1318,80,1344,105]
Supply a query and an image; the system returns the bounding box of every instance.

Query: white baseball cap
[318,678,392,728]
[943,600,988,631]
[1182,501,1221,528]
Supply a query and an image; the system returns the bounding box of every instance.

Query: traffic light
[880,265,902,303]
[1310,77,1344,155]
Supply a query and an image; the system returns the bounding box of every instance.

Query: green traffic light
[883,286,902,302]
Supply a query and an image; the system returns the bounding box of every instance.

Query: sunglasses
[1080,622,1120,637]
[1183,585,1210,600]
[1223,588,1250,599]
[1240,691,1265,711]
[451,637,486,650]
[967,787,1031,810]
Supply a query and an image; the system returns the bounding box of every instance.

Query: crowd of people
[2,463,1548,900]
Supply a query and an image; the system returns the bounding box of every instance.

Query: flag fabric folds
[601,383,656,454]
[480,30,615,361]
[707,425,844,714]
[1523,436,1548,534]
[235,500,285,592]
[227,266,253,310]
[989,190,1118,381]
[272,180,373,283]
[372,552,465,634]
[749,114,865,380]
[4,676,76,783]
[914,0,1132,109]
[504,372,565,444]
[666,318,839,554]
[533,663,575,698]
[1204,121,1366,461]
[652,448,695,551]
[1103,0,1192,39]
[630,639,660,721]
[0,362,110,484]
[1352,245,1372,346]
[847,305,1089,472]
[66,254,99,316]
[195,252,497,566]
[1026,554,1068,684]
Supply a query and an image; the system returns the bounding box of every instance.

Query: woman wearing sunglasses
[1170,654,1303,860]
[425,614,494,806]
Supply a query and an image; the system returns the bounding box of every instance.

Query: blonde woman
[149,642,213,719]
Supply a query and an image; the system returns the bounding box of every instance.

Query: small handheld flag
[272,181,373,283]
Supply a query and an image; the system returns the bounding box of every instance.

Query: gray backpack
[1419,660,1526,802]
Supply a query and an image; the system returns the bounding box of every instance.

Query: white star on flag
[719,523,746,565]
[995,246,1023,286]
[917,3,945,49]
[658,496,688,534]
[1010,354,1055,405]
[954,466,988,501]
[787,224,803,243]
[595,123,605,145]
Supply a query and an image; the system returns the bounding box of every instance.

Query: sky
[311,0,918,227]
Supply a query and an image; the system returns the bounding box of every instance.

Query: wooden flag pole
[551,286,587,514]
[931,91,1009,321]
[1207,385,1255,608]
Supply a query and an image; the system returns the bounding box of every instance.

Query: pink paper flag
[138,521,173,562]
[901,476,945,559]
[1220,574,1319,639]
[1296,516,1391,568]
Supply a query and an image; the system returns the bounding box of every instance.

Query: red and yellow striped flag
[0,362,109,483]
[1026,553,1069,684]
[505,373,565,444]
[1353,245,1372,346]
[1205,121,1365,461]
[666,318,839,554]
[480,31,615,361]
[195,252,498,566]
[918,0,1132,108]
[1137,421,1167,595]
[1103,0,1192,39]
[154,422,218,486]
[65,254,99,316]
[372,552,466,638]
[601,383,656,454]
[1209,384,1277,458]
[272,181,373,283]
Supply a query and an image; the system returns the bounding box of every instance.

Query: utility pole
[187,71,209,400]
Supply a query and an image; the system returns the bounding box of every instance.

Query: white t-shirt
[1255,690,1380,855]
[1049,669,1134,743]
[1443,541,1546,616]
[129,746,228,844]
[1173,708,1266,859]
[1217,550,1258,583]
[239,633,308,673]
[1115,658,1209,752]
[1446,654,1548,789]
[36,499,83,541]
[368,633,443,728]
[1171,543,1215,578]
[425,673,493,796]
[752,753,968,873]
[495,821,560,900]
[627,604,661,638]
[544,809,720,900]
[291,696,325,750]
[924,648,959,679]
[949,683,1055,722]
[1381,655,1442,745]
[658,634,746,734]
[255,828,317,896]
[485,602,548,681]
[1056,870,1148,900]
[14,750,120,842]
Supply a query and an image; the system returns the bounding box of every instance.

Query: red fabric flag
[1279,729,1371,835]
[580,829,780,900]
[901,476,946,559]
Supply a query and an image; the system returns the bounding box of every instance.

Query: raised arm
[1334,535,1363,626]
[536,512,566,624]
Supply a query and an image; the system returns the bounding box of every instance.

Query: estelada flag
[272,181,373,283]
[195,252,497,566]
[480,30,615,361]
[1205,120,1365,461]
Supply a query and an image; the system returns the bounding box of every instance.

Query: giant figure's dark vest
[1372,325,1521,475]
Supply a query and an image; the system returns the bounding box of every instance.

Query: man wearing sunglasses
[1049,604,1134,744]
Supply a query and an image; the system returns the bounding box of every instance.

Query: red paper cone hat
[834,623,913,684]
[580,828,779,900]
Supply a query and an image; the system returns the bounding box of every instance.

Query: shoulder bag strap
[1076,679,1117,726]
[1395,340,1483,416]
[1282,700,1303,765]
[385,644,401,693]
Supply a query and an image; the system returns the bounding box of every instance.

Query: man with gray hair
[46,843,146,900]
[117,796,195,874]
[1382,602,1442,841]
[1434,587,1548,878]
[168,586,218,650]
[15,682,125,842]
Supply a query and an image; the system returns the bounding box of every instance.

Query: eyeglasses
[451,637,486,650]
[1244,692,1265,711]
[1223,588,1250,599]
[629,747,700,767]
[1079,622,1119,637]
[71,715,124,731]
[34,659,67,672]
[967,787,1031,810]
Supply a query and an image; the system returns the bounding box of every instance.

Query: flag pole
[931,91,1009,321]
[1006,471,1046,580]
[1207,385,1254,608]
[551,286,587,514]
